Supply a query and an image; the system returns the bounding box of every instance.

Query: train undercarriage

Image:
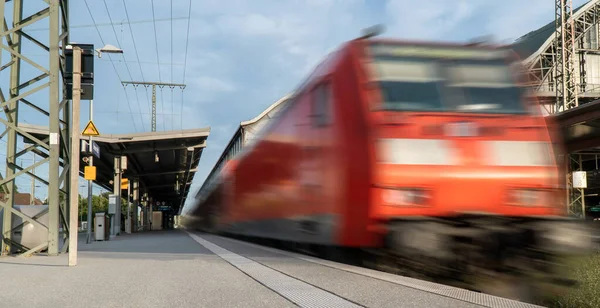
[375,216,594,303]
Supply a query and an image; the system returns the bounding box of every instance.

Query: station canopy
[19,123,210,213]
[550,99,600,153]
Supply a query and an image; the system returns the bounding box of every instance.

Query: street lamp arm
[95,44,124,58]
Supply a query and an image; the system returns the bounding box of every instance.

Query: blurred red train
[191,32,593,300]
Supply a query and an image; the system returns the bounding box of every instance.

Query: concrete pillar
[124,176,132,234]
[133,177,139,232]
[148,196,153,231]
[142,191,149,231]
[112,156,122,237]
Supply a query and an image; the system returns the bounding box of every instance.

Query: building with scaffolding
[512,0,600,218]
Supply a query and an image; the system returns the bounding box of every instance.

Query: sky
[0,0,590,206]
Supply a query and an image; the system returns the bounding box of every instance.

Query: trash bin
[94,213,108,241]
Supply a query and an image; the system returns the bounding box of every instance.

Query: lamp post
[85,44,124,244]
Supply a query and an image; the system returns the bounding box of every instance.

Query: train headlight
[382,188,431,206]
[506,189,552,207]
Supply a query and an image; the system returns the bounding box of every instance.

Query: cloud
[481,0,589,42]
[187,76,236,100]
[382,0,590,45]
[384,0,478,40]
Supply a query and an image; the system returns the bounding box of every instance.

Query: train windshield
[367,43,529,114]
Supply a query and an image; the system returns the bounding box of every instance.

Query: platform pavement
[0,230,543,308]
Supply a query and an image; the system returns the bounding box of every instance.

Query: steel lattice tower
[555,0,585,217]
[0,0,71,257]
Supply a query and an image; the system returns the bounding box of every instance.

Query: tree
[78,194,109,221]
[77,192,130,222]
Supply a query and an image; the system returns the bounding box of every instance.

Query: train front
[362,41,593,301]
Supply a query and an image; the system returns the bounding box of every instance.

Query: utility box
[152,211,163,230]
[94,213,108,241]
[108,195,118,215]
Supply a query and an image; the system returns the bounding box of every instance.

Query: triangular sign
[82,120,100,136]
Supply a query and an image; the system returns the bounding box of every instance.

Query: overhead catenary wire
[27,17,189,32]
[103,0,146,131]
[171,0,175,131]
[181,0,193,129]
[151,0,165,130]
[151,0,162,84]
[83,0,139,132]
[122,0,154,130]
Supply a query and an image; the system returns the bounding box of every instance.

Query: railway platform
[0,230,544,308]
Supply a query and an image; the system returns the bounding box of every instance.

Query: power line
[181,0,193,128]
[83,0,139,132]
[98,59,185,66]
[103,0,146,131]
[27,17,189,32]
[122,0,153,127]
[151,0,162,83]
[150,0,165,131]
[171,0,174,130]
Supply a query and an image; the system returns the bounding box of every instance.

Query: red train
[190,32,593,301]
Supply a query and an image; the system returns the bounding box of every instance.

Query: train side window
[312,82,331,127]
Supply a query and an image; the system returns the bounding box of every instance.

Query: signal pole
[121,81,186,132]
[86,102,94,243]
[67,45,82,266]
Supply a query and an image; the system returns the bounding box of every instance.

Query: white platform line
[186,231,364,308]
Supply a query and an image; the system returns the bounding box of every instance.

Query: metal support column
[133,177,139,232]
[115,157,122,235]
[112,156,120,237]
[125,177,130,233]
[1,0,23,256]
[121,81,186,132]
[47,0,63,256]
[86,100,94,244]
[151,85,156,132]
[146,194,151,231]
[568,154,586,217]
[554,0,579,113]
[140,191,145,230]
[0,0,70,257]
[30,155,36,205]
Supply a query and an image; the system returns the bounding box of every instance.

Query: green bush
[543,253,600,308]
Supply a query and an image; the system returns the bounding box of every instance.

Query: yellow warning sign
[82,120,100,136]
[121,178,129,190]
[84,166,96,180]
